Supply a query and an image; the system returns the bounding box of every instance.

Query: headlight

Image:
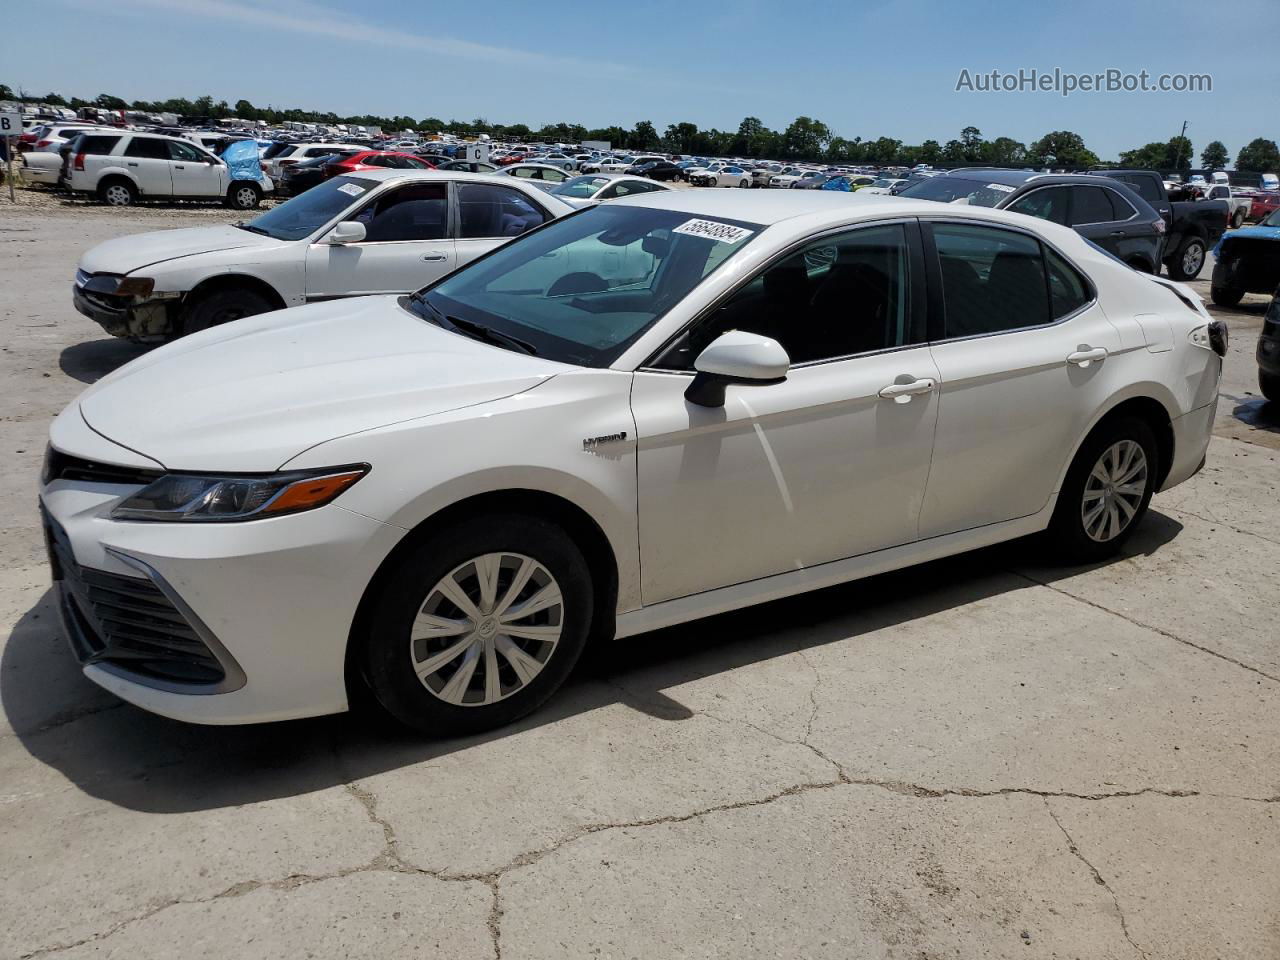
[111,465,368,522]
[79,274,156,298]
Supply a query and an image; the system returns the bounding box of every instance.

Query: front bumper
[39,477,405,725]
[72,280,177,341]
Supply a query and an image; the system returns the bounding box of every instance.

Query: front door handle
[878,378,935,403]
[126,161,138,167]
[174,165,185,170]
[1067,347,1108,367]
[1109,230,1126,237]
[422,253,449,262]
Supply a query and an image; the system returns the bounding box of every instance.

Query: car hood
[78,225,284,276]
[74,296,564,472]
[1221,225,1280,244]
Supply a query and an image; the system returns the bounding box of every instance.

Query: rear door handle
[878,378,935,402]
[422,253,449,262]
[1067,347,1108,366]
[1109,230,1126,237]
[174,165,185,170]
[126,162,138,167]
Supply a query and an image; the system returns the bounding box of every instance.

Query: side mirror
[327,221,366,244]
[685,331,789,407]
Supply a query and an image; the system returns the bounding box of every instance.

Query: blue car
[1210,207,1280,307]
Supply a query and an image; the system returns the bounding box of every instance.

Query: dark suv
[897,170,1167,274]
[1259,287,1280,402]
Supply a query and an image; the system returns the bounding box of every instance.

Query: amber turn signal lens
[263,470,366,515]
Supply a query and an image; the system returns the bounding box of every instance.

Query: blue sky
[3,0,1272,160]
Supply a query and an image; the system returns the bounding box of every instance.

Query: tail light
[278,158,297,168]
[35,139,52,149]
[73,152,86,171]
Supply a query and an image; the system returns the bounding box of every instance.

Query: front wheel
[180,287,273,336]
[1044,416,1158,564]
[1261,370,1280,403]
[226,182,262,210]
[1211,285,1244,308]
[1165,236,1206,281]
[360,515,594,736]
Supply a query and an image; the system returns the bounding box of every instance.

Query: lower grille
[42,506,227,687]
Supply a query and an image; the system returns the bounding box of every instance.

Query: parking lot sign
[1,111,20,202]
[465,142,490,164]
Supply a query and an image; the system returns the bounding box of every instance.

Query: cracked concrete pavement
[1,203,1278,958]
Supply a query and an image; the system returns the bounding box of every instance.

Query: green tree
[1119,136,1193,171]
[917,139,942,165]
[865,137,902,164]
[630,120,659,150]
[1028,130,1098,169]
[1200,140,1229,170]
[0,84,14,101]
[1166,135,1192,170]
[984,137,1027,165]
[94,93,128,110]
[1236,138,1280,173]
[233,99,258,120]
[781,116,830,160]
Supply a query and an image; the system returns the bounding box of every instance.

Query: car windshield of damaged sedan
[239,176,377,240]
[548,175,613,199]
[406,204,760,366]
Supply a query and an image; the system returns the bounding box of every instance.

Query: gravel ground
[0,204,1277,960]
[1,182,285,221]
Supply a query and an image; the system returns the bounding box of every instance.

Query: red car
[1249,192,1280,222]
[322,151,436,178]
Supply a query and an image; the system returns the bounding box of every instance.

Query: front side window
[1006,186,1069,225]
[413,204,761,367]
[458,184,548,239]
[167,140,206,162]
[933,223,1050,337]
[350,183,449,242]
[654,223,915,369]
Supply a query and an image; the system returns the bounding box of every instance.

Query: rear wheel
[1045,416,1158,564]
[360,515,593,736]
[1231,209,1245,229]
[1165,236,1206,281]
[1261,371,1280,403]
[97,179,136,207]
[180,287,273,336]
[1211,285,1245,307]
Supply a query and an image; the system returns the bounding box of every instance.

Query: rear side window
[1006,186,1069,225]
[1118,174,1162,204]
[933,224,1050,337]
[1105,188,1137,221]
[1070,187,1116,226]
[124,138,170,160]
[1045,248,1092,318]
[77,135,122,155]
[458,184,548,239]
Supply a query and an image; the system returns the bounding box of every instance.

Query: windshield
[242,176,373,240]
[550,176,611,199]
[1262,209,1280,228]
[896,175,1019,207]
[409,204,762,367]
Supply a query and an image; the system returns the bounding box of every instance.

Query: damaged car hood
[73,296,564,471]
[78,225,284,276]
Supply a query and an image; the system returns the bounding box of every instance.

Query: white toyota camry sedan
[41,191,1225,735]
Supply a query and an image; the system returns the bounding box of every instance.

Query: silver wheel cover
[1081,440,1148,542]
[410,552,563,707]
[1182,242,1204,276]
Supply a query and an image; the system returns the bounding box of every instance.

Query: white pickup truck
[1199,183,1252,228]
[65,130,274,209]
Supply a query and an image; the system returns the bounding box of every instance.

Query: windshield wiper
[408,294,536,355]
[234,222,270,236]
[446,314,537,355]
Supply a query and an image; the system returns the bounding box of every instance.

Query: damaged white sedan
[71,170,573,342]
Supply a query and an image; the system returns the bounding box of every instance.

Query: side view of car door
[631,220,942,604]
[918,220,1123,539]
[304,181,457,298]
[167,139,224,198]
[120,137,173,196]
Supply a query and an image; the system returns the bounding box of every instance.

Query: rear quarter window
[77,135,123,155]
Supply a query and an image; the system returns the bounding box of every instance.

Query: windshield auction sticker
[672,219,754,244]
[337,182,366,197]
[985,183,1016,193]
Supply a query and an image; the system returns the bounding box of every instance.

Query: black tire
[226,182,262,210]
[1231,210,1245,229]
[97,178,136,207]
[1044,416,1159,565]
[1211,285,1245,308]
[1165,236,1207,281]
[360,515,594,737]
[179,287,273,336]
[1261,371,1280,403]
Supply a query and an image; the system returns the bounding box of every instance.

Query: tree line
[3,84,1277,173]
